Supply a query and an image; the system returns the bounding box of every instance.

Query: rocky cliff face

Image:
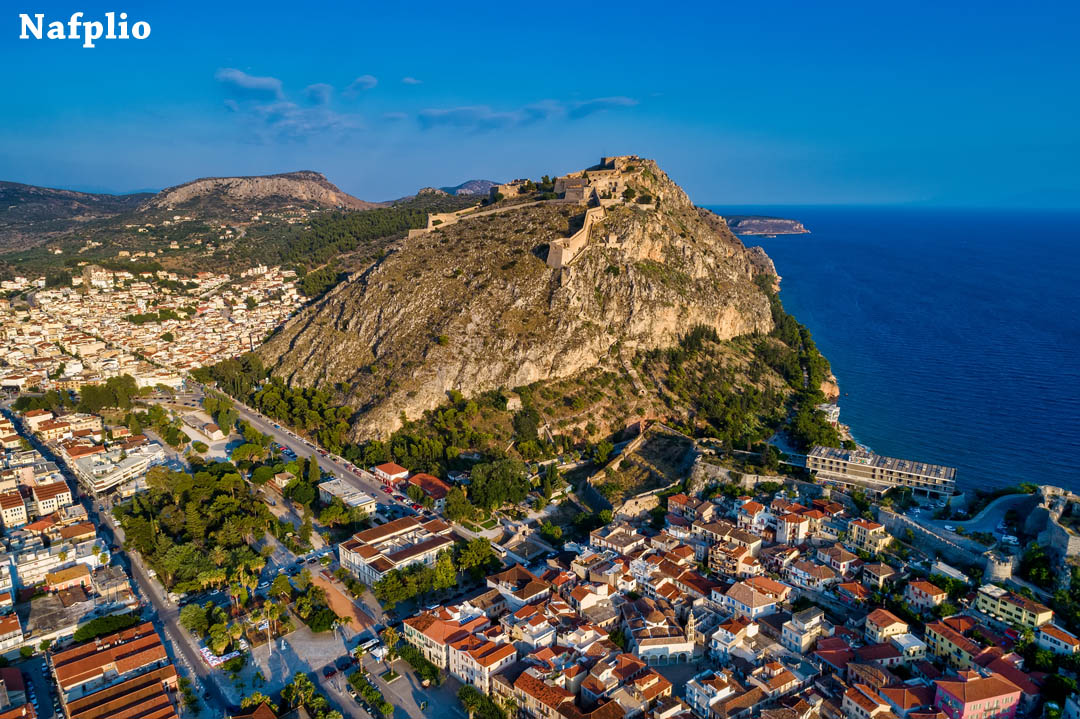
[258,158,777,439]
[142,171,380,212]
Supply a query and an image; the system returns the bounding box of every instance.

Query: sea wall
[878,508,983,569]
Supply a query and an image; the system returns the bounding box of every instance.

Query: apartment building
[590,523,647,555]
[402,604,490,669]
[842,684,893,719]
[448,635,517,693]
[64,665,179,719]
[905,580,947,612]
[317,479,377,514]
[864,609,908,644]
[338,516,454,586]
[718,581,779,620]
[777,514,810,545]
[0,614,23,655]
[0,493,26,529]
[974,584,1053,629]
[807,446,956,501]
[924,619,986,669]
[13,538,106,588]
[372,462,409,483]
[1036,624,1080,655]
[404,473,451,511]
[31,481,73,516]
[933,672,1021,719]
[50,622,170,701]
[847,520,891,556]
[71,443,165,494]
[782,607,831,653]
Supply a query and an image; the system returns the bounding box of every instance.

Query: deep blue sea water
[707,206,1080,493]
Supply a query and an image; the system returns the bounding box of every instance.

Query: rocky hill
[141,170,381,213]
[0,181,151,247]
[440,179,497,196]
[258,157,776,439]
[726,215,809,235]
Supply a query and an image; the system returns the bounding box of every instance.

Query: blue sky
[2,1,1078,206]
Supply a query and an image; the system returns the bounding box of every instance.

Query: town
[0,167,1075,719]
[0,348,1075,719]
[0,161,1075,719]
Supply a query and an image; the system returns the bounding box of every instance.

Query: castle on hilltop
[491,155,640,206]
[408,156,648,270]
[544,156,646,269]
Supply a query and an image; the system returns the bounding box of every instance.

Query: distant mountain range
[0,171,386,251]
[439,179,497,196]
[0,181,152,245]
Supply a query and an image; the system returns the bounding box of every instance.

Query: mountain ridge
[141,170,382,212]
[0,181,152,247]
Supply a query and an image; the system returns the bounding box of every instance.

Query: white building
[318,479,377,514]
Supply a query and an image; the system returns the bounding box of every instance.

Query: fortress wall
[1038,516,1080,559]
[879,509,982,568]
[427,211,462,229]
[547,206,606,269]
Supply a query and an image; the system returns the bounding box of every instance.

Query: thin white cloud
[304,83,333,106]
[248,101,362,142]
[401,76,422,85]
[418,96,637,132]
[345,75,378,96]
[567,96,638,119]
[215,68,284,100]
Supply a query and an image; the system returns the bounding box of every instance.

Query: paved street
[359,654,466,719]
[186,382,408,510]
[84,495,232,715]
[15,655,59,719]
[4,404,230,715]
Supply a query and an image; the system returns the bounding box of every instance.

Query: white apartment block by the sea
[806,446,956,501]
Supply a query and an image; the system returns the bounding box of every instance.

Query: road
[84,494,233,715]
[915,492,1037,546]
[1,404,232,718]
[184,382,425,522]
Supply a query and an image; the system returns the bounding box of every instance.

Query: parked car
[322,665,337,678]
[944,524,956,531]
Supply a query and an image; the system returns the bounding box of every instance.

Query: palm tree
[210,546,228,568]
[380,626,400,664]
[459,686,483,719]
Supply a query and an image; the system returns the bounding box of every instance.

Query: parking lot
[14,656,61,719]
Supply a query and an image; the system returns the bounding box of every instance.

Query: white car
[944,524,956,531]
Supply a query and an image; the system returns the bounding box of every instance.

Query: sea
[707,205,1080,494]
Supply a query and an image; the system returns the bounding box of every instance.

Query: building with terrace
[338,516,454,586]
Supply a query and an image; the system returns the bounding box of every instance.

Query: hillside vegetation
[257,158,776,439]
